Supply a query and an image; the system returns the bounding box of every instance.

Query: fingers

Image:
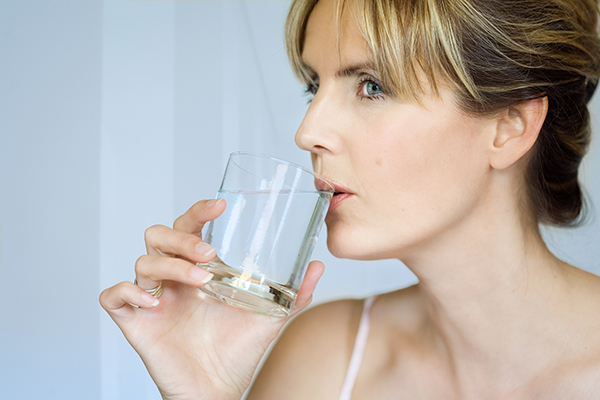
[173,199,227,235]
[99,281,160,313]
[290,260,325,317]
[101,199,226,317]
[144,224,216,263]
[134,254,213,291]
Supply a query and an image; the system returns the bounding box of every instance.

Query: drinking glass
[197,152,334,317]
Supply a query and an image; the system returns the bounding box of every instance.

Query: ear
[489,96,548,170]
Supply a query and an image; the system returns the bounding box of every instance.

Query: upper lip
[320,178,353,195]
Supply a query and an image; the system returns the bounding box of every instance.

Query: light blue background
[0,1,598,399]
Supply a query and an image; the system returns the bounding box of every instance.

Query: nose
[295,90,343,156]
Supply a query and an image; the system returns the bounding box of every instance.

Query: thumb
[289,260,325,317]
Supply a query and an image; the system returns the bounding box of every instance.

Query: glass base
[197,262,296,317]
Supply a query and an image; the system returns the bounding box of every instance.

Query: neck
[399,188,581,395]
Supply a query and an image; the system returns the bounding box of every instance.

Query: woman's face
[297,0,496,261]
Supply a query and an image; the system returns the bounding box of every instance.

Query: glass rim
[229,151,335,192]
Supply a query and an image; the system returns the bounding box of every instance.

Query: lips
[326,180,354,212]
[314,178,335,193]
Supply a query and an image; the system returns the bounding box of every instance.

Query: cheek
[360,110,488,225]
[328,105,491,260]
[357,115,448,193]
[386,111,482,181]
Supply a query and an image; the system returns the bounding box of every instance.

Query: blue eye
[358,76,386,99]
[364,81,383,96]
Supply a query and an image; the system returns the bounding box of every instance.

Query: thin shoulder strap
[338,295,377,400]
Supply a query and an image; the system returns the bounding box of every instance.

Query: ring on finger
[134,279,164,299]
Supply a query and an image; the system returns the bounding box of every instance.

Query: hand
[99,199,325,400]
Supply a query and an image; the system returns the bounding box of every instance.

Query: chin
[325,223,388,261]
[324,218,420,262]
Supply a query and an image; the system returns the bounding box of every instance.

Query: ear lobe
[490,96,548,170]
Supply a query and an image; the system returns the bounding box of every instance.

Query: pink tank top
[338,296,377,400]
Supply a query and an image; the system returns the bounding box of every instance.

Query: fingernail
[206,199,222,207]
[195,242,215,258]
[191,267,214,284]
[142,292,160,307]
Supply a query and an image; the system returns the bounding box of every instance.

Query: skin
[99,199,326,400]
[248,0,600,399]
[101,0,600,398]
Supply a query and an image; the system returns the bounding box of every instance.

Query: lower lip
[328,193,352,212]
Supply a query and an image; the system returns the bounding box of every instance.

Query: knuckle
[173,209,194,230]
[135,255,152,275]
[98,288,109,307]
[173,214,184,230]
[99,281,131,308]
[144,224,166,245]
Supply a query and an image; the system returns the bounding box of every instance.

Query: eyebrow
[336,62,377,78]
[301,61,378,80]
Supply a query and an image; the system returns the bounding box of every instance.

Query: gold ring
[134,279,163,299]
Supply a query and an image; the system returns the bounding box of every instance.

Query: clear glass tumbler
[198,152,334,317]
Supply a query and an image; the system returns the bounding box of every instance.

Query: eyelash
[356,75,386,101]
[304,83,318,104]
[303,74,387,103]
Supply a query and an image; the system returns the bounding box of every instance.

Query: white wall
[0,1,103,398]
[0,1,598,399]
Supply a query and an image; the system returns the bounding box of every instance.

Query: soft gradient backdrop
[0,1,598,399]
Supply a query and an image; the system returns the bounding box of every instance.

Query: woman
[100,0,600,398]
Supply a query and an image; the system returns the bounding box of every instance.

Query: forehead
[302,0,373,74]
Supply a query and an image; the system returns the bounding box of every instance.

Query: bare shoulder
[532,353,600,399]
[247,298,363,400]
[247,285,427,400]
[532,265,600,399]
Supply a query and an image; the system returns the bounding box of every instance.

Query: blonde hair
[286,0,600,226]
